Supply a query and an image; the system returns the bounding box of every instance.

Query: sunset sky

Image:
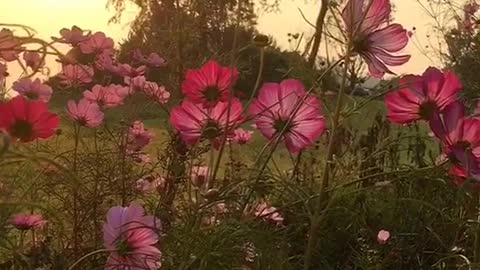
[0,0,451,82]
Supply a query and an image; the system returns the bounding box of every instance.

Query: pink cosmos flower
[57,64,94,87]
[342,0,410,77]
[12,78,53,102]
[191,166,209,187]
[66,99,104,128]
[377,229,390,245]
[125,76,146,92]
[385,67,462,125]
[0,96,59,142]
[249,79,326,153]
[430,102,480,182]
[170,99,244,145]
[182,60,239,107]
[133,49,167,68]
[143,82,170,104]
[95,51,118,73]
[79,31,114,55]
[0,63,8,81]
[23,52,45,70]
[127,120,154,151]
[103,203,162,270]
[0,28,22,62]
[83,85,125,109]
[110,84,132,99]
[135,176,166,194]
[232,128,253,145]
[253,201,284,226]
[10,213,47,231]
[53,25,90,46]
[116,64,146,78]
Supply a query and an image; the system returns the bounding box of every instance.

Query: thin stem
[72,124,81,257]
[303,39,353,270]
[68,249,110,270]
[243,47,266,112]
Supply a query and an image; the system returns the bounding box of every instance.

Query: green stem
[303,43,352,270]
[68,249,110,270]
[72,124,81,257]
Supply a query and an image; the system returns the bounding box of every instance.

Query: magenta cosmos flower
[249,79,326,153]
[103,203,162,270]
[53,25,90,46]
[170,99,244,145]
[10,213,47,231]
[385,67,462,125]
[430,102,480,182]
[232,128,254,145]
[182,60,239,107]
[66,99,104,128]
[58,64,94,87]
[143,82,170,104]
[12,78,53,102]
[23,52,45,70]
[342,0,410,77]
[0,96,59,142]
[79,31,114,55]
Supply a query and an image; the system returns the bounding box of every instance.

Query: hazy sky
[0,0,444,82]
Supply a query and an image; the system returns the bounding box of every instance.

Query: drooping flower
[385,67,462,125]
[57,64,94,87]
[10,213,47,231]
[79,31,114,55]
[135,176,166,194]
[103,203,162,270]
[232,128,253,145]
[253,201,284,226]
[430,102,480,182]
[377,229,390,245]
[0,28,22,62]
[191,166,209,187]
[143,82,170,104]
[66,99,104,128]
[12,78,53,102]
[53,25,90,46]
[170,99,244,145]
[342,0,410,77]
[127,120,154,151]
[23,51,45,71]
[249,79,326,153]
[182,60,239,107]
[0,96,59,142]
[83,85,125,109]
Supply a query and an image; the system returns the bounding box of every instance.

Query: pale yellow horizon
[0,0,449,83]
